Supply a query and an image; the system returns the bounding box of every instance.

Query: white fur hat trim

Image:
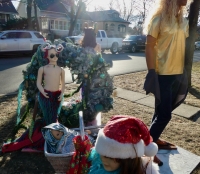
[95,129,145,158]
[145,142,158,157]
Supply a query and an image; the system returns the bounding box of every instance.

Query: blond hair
[143,0,193,34]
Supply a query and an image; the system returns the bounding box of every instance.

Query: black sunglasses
[50,53,59,59]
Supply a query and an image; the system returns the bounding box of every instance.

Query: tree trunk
[27,0,33,29]
[185,0,200,87]
[33,1,40,31]
[68,0,83,36]
[68,0,75,36]
[68,19,76,36]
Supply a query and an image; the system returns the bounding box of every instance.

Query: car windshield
[125,35,137,41]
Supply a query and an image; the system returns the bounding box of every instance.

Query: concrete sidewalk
[116,87,200,123]
[115,87,200,174]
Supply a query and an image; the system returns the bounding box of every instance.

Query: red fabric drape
[66,135,92,174]
[2,121,45,153]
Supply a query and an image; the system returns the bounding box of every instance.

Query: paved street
[0,50,199,95]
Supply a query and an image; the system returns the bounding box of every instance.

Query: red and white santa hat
[95,115,158,158]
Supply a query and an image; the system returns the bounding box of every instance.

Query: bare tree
[33,0,39,31]
[92,6,104,11]
[108,0,155,29]
[1,0,40,30]
[24,0,41,30]
[68,0,87,36]
[109,0,114,10]
[133,0,155,23]
[185,0,200,87]
[109,0,136,22]
[27,0,33,29]
[126,0,135,21]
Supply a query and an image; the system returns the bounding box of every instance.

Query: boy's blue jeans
[150,74,183,142]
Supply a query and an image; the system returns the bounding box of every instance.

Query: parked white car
[195,41,200,50]
[0,30,46,54]
[65,30,123,54]
[67,34,84,45]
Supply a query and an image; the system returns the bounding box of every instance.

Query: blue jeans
[149,74,183,142]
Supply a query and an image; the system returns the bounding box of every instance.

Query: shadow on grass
[188,86,200,100]
[0,152,55,174]
[0,95,55,174]
[191,111,200,123]
[0,94,20,144]
[191,162,200,174]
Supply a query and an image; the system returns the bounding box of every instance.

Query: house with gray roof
[0,1,18,30]
[17,0,91,38]
[17,1,129,38]
[88,10,130,37]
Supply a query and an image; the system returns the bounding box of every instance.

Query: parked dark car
[195,41,200,50]
[122,35,146,53]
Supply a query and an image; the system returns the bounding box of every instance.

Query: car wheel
[130,45,136,53]
[110,43,118,54]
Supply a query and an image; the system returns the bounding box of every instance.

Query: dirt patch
[0,63,200,173]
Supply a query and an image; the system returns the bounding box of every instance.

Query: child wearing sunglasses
[37,44,65,125]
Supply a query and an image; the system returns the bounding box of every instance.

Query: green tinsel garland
[14,40,114,135]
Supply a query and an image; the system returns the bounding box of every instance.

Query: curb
[115,87,200,122]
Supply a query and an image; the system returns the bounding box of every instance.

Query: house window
[118,24,126,33]
[110,23,115,31]
[59,21,63,30]
[42,18,48,29]
[55,21,58,29]
[6,14,10,21]
[114,13,118,18]
[50,20,54,29]
[0,14,5,20]
[64,21,67,30]
[50,20,68,30]
[105,23,108,31]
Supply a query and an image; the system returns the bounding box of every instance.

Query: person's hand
[143,69,160,104]
[58,94,63,101]
[144,69,157,95]
[42,91,49,98]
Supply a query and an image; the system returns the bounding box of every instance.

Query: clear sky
[86,0,110,11]
[12,1,18,8]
